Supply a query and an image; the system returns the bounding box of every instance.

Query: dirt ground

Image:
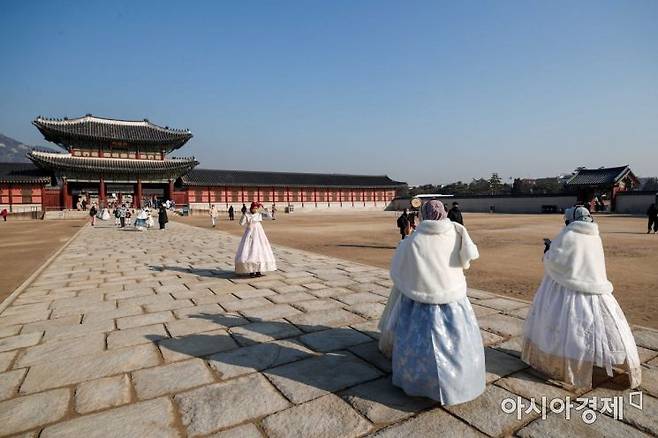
[176,211,658,329]
[0,219,86,303]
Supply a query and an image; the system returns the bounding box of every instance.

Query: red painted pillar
[286,187,290,206]
[351,189,355,207]
[167,179,175,201]
[224,186,229,208]
[8,183,13,213]
[61,179,72,210]
[314,188,317,207]
[99,178,106,205]
[301,187,304,207]
[241,187,245,203]
[135,179,143,208]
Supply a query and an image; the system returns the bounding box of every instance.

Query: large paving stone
[44,318,115,341]
[268,291,316,304]
[229,320,302,346]
[640,365,658,398]
[166,314,246,337]
[159,330,238,362]
[346,302,385,320]
[299,327,372,353]
[0,388,70,437]
[446,385,538,436]
[0,309,51,327]
[0,368,27,401]
[174,373,289,436]
[207,423,262,438]
[0,331,43,353]
[41,397,180,438]
[477,297,528,312]
[107,323,168,349]
[485,347,529,383]
[348,341,392,373]
[341,377,435,424]
[0,351,17,372]
[240,304,301,321]
[75,374,132,414]
[478,313,525,337]
[264,351,382,404]
[0,324,22,338]
[221,297,273,312]
[133,359,215,399]
[82,306,143,323]
[21,343,161,393]
[208,339,314,379]
[633,328,658,351]
[287,308,365,333]
[373,407,486,437]
[262,393,372,438]
[291,299,343,313]
[20,315,81,334]
[116,311,173,330]
[16,332,106,367]
[495,371,573,402]
[337,292,383,306]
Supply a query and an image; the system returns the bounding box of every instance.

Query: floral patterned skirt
[392,295,486,405]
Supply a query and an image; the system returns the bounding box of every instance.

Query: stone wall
[615,192,657,214]
[387,195,578,214]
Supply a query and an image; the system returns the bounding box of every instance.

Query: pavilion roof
[33,115,193,150]
[27,151,198,179]
[181,168,406,188]
[0,162,52,184]
[566,165,636,186]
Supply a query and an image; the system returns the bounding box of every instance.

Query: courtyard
[0,220,656,437]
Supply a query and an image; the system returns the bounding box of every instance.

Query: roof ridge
[191,168,391,178]
[34,115,192,134]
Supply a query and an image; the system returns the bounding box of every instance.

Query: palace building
[0,115,405,214]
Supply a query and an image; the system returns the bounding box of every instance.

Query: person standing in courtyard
[448,202,464,225]
[647,203,657,234]
[89,204,97,226]
[228,205,235,221]
[235,202,277,278]
[209,204,219,227]
[378,200,485,405]
[396,209,410,240]
[0,208,7,222]
[271,203,278,220]
[241,203,247,215]
[521,206,641,390]
[158,204,168,230]
[118,204,127,228]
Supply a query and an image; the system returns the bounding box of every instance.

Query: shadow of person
[145,310,436,412]
[148,265,236,279]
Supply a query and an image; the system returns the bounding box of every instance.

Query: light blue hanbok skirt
[392,295,486,405]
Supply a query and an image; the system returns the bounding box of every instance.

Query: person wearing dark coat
[228,206,235,221]
[448,202,464,225]
[397,209,410,240]
[647,203,658,234]
[89,205,97,226]
[158,205,168,230]
[241,204,247,215]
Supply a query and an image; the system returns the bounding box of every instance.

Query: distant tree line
[409,173,568,197]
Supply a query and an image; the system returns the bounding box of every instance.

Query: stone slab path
[0,221,657,437]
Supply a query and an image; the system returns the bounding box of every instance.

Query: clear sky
[1,1,656,185]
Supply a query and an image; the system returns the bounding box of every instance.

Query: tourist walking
[647,203,657,234]
[241,203,247,215]
[396,209,410,240]
[158,205,168,230]
[89,204,97,226]
[448,202,464,225]
[209,204,219,227]
[0,208,7,222]
[118,204,127,228]
[522,206,641,389]
[378,201,484,405]
[271,203,278,220]
[228,205,235,221]
[235,202,277,278]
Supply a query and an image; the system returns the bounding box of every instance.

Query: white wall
[387,195,578,214]
[615,193,657,215]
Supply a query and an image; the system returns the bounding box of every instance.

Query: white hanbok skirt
[235,222,277,274]
[522,275,641,389]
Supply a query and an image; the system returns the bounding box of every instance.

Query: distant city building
[0,115,405,213]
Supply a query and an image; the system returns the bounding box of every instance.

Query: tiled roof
[181,168,406,188]
[33,115,193,150]
[27,151,198,178]
[566,166,633,186]
[0,162,52,184]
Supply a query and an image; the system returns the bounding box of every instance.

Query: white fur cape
[543,221,613,294]
[390,219,479,305]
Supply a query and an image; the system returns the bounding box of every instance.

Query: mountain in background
[0,133,58,162]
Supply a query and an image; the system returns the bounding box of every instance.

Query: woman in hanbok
[522,206,641,389]
[378,200,485,405]
[235,202,276,278]
[134,208,149,231]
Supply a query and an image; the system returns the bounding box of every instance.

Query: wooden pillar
[241,187,245,203]
[301,187,304,207]
[8,183,12,213]
[135,179,142,208]
[351,189,355,207]
[286,187,290,206]
[224,186,229,208]
[99,178,106,205]
[313,188,317,207]
[61,179,72,210]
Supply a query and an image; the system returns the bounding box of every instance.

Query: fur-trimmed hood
[390,219,479,304]
[543,221,613,294]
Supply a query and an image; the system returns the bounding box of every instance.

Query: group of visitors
[209,203,277,228]
[397,201,462,240]
[380,200,640,405]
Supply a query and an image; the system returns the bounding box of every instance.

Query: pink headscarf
[421,200,447,221]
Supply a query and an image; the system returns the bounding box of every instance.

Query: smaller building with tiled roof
[566,165,639,212]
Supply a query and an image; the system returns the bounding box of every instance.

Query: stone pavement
[0,221,657,437]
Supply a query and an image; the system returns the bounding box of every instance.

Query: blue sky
[1,1,656,185]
